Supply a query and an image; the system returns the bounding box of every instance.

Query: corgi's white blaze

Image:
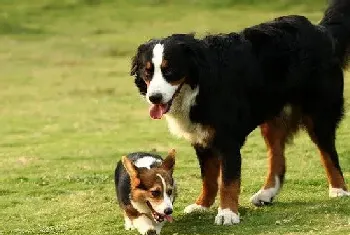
[151,174,173,214]
[134,156,162,169]
[147,43,178,104]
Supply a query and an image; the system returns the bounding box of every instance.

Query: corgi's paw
[133,215,155,235]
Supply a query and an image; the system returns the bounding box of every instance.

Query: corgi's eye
[166,189,173,196]
[151,190,161,198]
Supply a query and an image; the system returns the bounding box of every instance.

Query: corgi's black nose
[164,208,173,215]
[149,93,163,104]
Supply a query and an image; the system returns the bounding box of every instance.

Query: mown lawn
[0,1,349,234]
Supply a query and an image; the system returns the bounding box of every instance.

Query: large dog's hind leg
[184,146,220,214]
[251,108,299,207]
[303,113,349,197]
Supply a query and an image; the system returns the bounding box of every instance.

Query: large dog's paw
[250,188,277,206]
[251,176,280,206]
[214,208,240,225]
[184,203,209,214]
[329,187,350,197]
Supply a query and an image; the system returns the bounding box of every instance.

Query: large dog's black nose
[149,93,163,104]
[164,208,173,215]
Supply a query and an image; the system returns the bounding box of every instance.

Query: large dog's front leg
[215,144,241,225]
[184,145,220,214]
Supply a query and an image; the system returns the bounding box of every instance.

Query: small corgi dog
[114,149,176,235]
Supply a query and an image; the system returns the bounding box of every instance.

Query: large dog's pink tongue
[149,104,167,119]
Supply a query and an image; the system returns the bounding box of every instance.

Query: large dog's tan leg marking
[184,147,220,213]
[251,121,287,206]
[215,175,240,225]
[303,116,349,197]
[251,107,301,206]
[196,156,220,207]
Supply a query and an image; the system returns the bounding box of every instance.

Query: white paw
[214,208,240,225]
[154,222,164,235]
[124,215,135,230]
[184,203,209,214]
[329,187,350,197]
[250,176,280,206]
[125,222,135,230]
[250,188,277,206]
[132,215,155,235]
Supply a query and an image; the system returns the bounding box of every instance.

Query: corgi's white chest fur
[165,85,211,146]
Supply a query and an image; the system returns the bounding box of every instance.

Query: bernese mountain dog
[115,150,176,235]
[130,0,350,225]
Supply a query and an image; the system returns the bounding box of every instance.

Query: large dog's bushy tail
[320,0,350,68]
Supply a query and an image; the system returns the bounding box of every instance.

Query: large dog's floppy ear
[130,43,148,96]
[130,56,138,77]
[122,156,140,187]
[130,39,160,96]
[161,149,176,174]
[130,39,160,76]
[130,42,147,77]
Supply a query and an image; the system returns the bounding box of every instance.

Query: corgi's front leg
[124,213,135,230]
[154,221,165,235]
[132,214,156,235]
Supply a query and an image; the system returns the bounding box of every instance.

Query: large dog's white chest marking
[165,85,211,146]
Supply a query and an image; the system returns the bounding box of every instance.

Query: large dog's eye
[162,65,175,77]
[144,67,153,81]
[166,189,173,196]
[151,190,162,198]
[162,69,173,77]
[144,73,151,81]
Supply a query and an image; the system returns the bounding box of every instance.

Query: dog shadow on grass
[162,198,350,235]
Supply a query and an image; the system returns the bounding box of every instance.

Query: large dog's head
[130,34,204,119]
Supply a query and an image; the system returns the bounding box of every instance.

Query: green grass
[0,0,349,234]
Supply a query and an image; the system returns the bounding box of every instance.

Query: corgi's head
[122,149,176,222]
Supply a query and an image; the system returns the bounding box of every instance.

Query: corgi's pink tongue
[164,214,173,223]
[149,104,167,119]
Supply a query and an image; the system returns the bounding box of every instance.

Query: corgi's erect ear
[122,156,140,187]
[161,149,176,173]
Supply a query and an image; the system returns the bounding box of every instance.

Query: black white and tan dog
[130,0,350,225]
[114,150,176,235]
